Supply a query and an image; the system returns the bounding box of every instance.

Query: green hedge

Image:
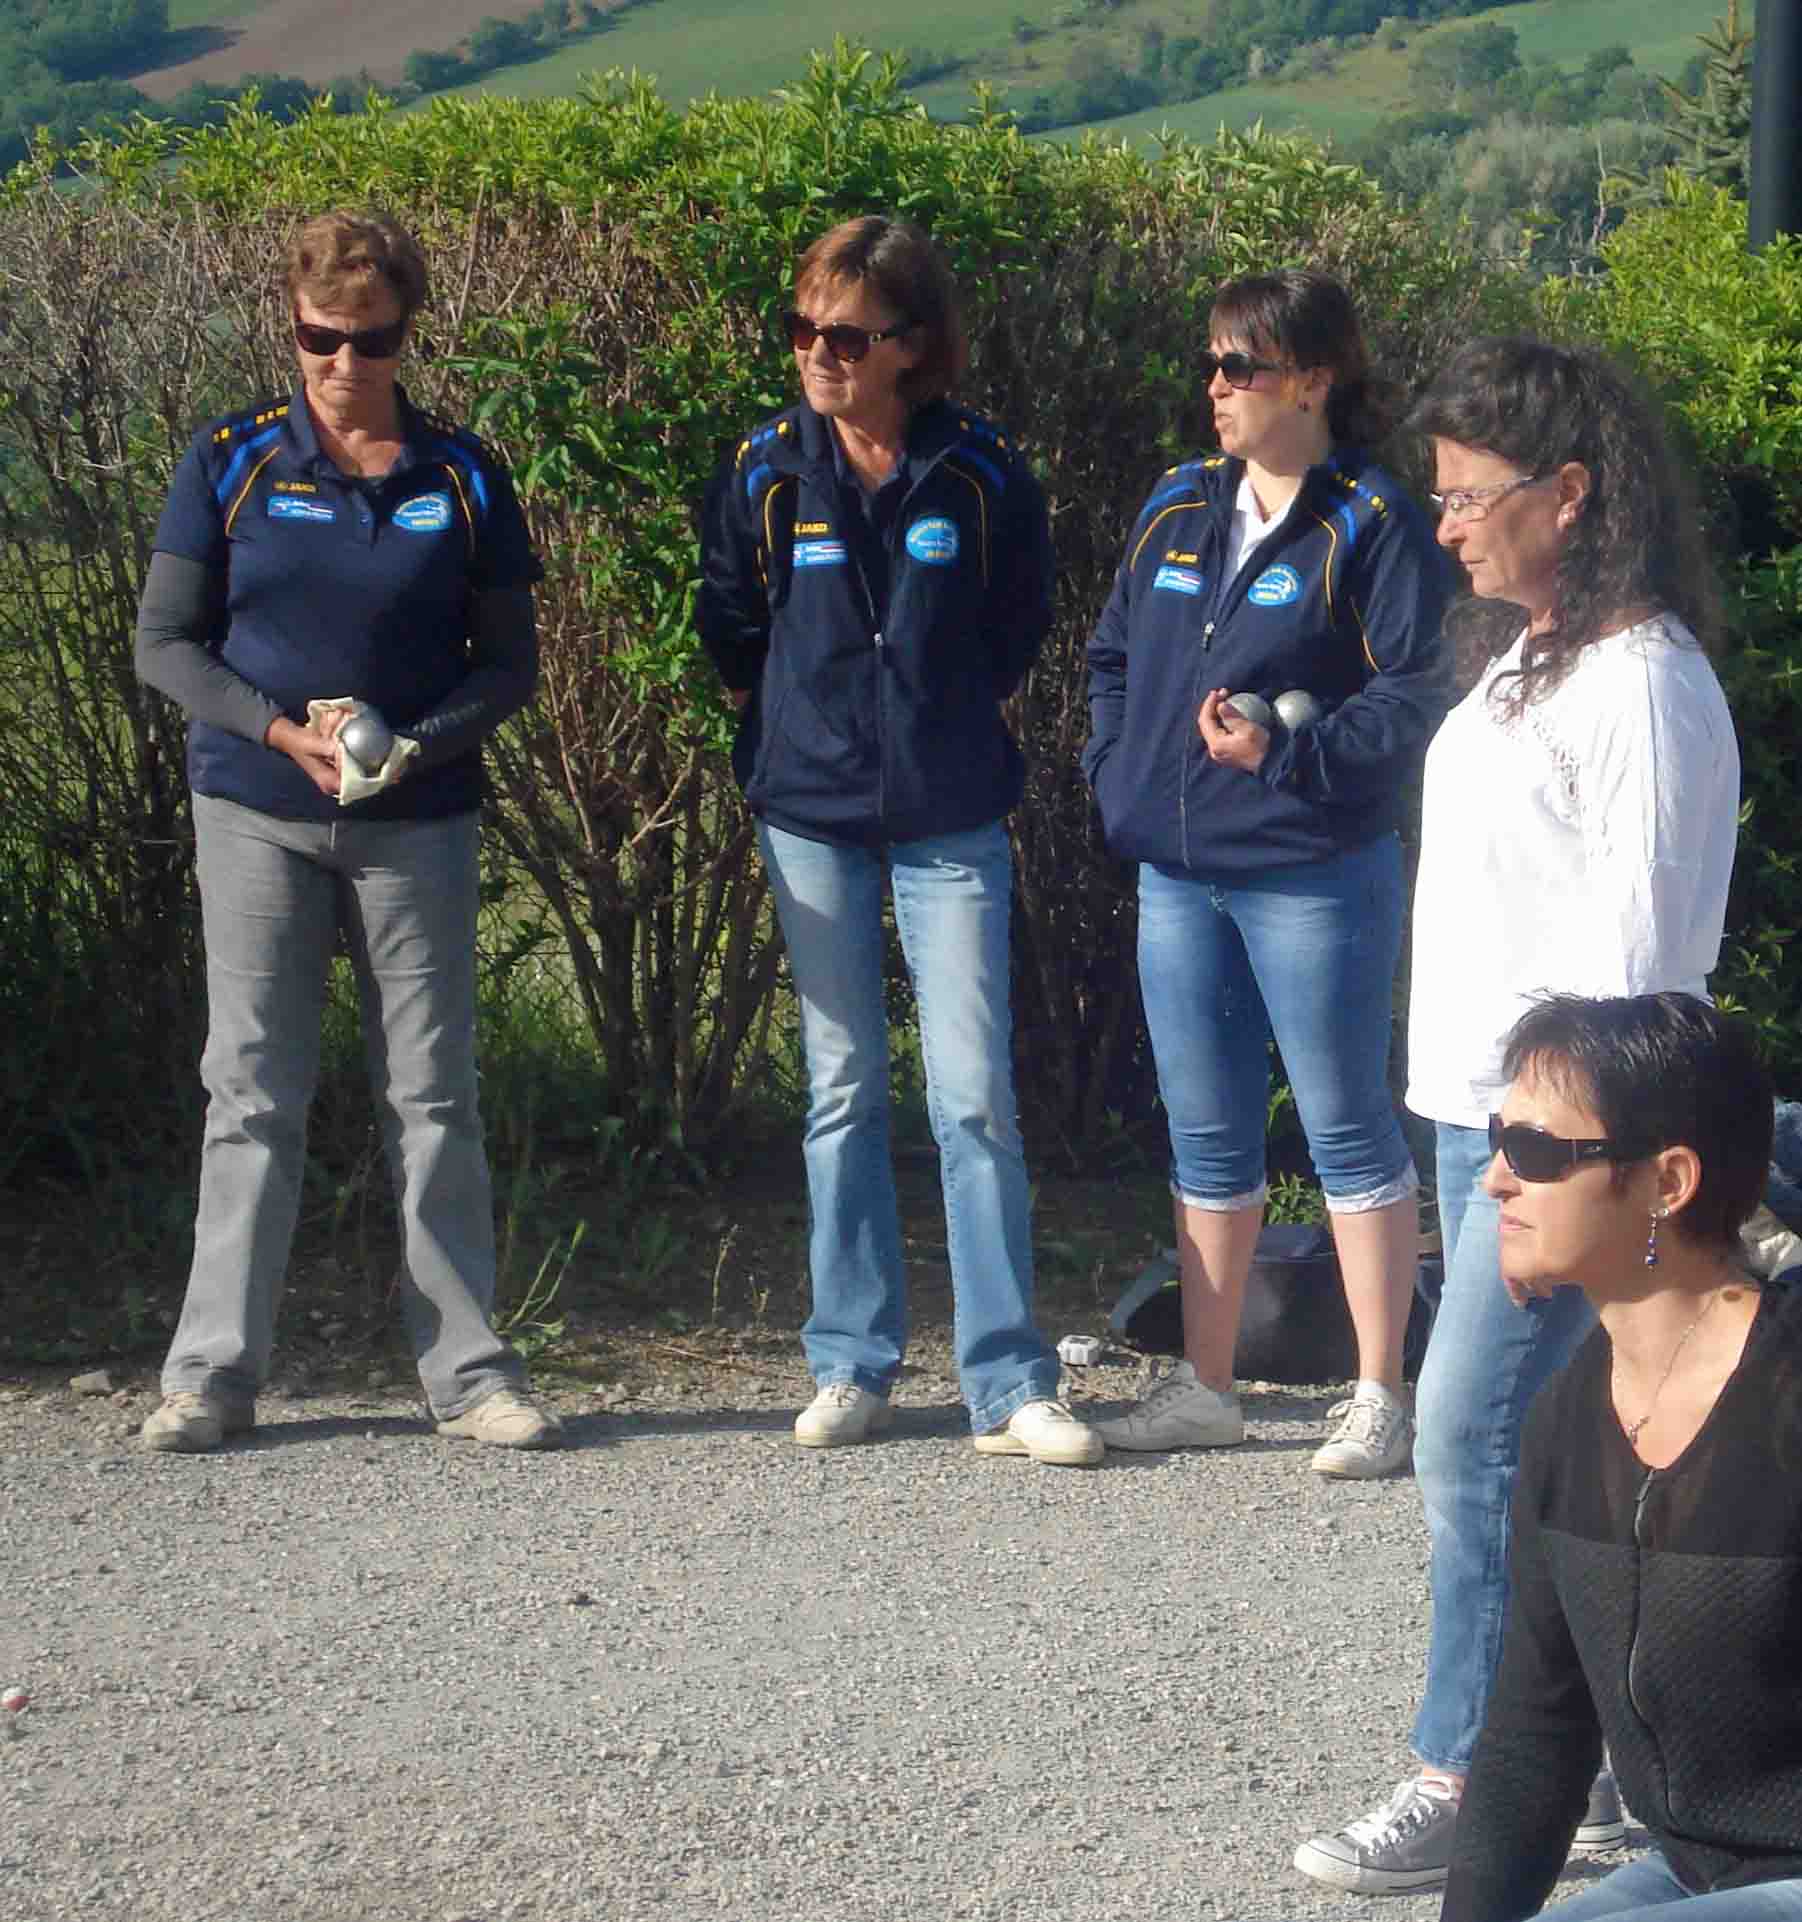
[0,49,1529,1190]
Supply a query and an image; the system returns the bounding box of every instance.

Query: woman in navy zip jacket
[697,215,1101,1467]
[1086,269,1452,1475]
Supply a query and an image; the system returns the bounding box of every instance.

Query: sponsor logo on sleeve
[268,496,338,524]
[793,539,848,568]
[1248,562,1303,607]
[904,516,959,565]
[393,491,454,533]
[1152,564,1205,596]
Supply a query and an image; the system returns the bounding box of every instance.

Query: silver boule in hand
[1222,691,1274,729]
[338,705,395,773]
[1274,688,1325,731]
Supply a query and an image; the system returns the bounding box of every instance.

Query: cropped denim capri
[1136,833,1417,1213]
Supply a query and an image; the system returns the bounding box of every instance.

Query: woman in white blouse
[1296,337,1741,1894]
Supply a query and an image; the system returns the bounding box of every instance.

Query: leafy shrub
[0,47,1527,1177]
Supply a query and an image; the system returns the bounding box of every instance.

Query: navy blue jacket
[1083,449,1452,873]
[696,395,1052,847]
[152,384,542,823]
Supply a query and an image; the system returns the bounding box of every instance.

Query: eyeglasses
[1487,1114,1644,1183]
[780,309,914,363]
[1199,350,1283,389]
[1430,474,1548,523]
[293,315,409,359]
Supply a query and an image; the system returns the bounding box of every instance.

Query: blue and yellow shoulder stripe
[1129,458,1217,571]
[208,399,292,534]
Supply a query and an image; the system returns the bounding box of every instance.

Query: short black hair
[1500,992,1772,1251]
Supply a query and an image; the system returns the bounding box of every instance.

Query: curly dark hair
[1208,268,1392,446]
[1407,336,1719,717]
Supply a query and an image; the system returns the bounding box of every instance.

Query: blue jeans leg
[1410,1119,1596,1771]
[890,823,1055,1430]
[760,824,907,1403]
[1538,1854,1802,1922]
[1135,839,1414,1207]
[760,821,1055,1429]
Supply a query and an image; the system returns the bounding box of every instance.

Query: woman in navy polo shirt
[1085,269,1450,1474]
[697,215,1100,1466]
[135,209,558,1452]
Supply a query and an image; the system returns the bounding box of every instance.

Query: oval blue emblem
[1247,563,1302,607]
[905,516,959,565]
[394,491,454,533]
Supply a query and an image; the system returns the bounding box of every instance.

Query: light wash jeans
[1541,1852,1802,1922]
[758,818,1057,1432]
[1410,1119,1595,1770]
[1135,836,1416,1210]
[161,795,524,1418]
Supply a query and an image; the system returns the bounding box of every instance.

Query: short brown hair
[793,215,968,407]
[1209,268,1388,445]
[285,210,429,321]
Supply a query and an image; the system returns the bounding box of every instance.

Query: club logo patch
[793,539,848,568]
[904,516,959,564]
[1248,563,1303,607]
[393,492,454,533]
[268,496,337,524]
[1153,565,1205,596]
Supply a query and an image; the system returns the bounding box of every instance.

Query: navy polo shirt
[154,383,543,822]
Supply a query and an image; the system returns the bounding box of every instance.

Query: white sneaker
[1311,1384,1413,1479]
[972,1398,1103,1466]
[1093,1361,1244,1450]
[794,1383,892,1448]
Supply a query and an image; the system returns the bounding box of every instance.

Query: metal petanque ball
[1274,688,1325,731]
[338,706,395,774]
[1222,691,1274,730]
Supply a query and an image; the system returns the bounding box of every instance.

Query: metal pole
[1749,0,1802,248]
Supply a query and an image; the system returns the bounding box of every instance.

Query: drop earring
[1645,1207,1667,1268]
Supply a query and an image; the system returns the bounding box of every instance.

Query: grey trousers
[161,794,523,1417]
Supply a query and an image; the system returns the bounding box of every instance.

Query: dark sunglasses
[1487,1114,1645,1183]
[293,315,409,359]
[1199,349,1282,389]
[780,309,914,364]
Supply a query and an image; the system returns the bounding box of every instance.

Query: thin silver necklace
[1619,1288,1724,1446]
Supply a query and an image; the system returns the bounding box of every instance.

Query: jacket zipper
[843,533,886,826]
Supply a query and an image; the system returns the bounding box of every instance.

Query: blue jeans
[163,796,524,1418]
[1539,1852,1802,1922]
[758,819,1057,1431]
[1410,1119,1595,1770]
[1135,837,1415,1210]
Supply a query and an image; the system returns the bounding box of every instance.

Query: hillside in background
[79,0,1734,138]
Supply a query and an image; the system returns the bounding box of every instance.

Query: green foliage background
[0,46,1796,1344]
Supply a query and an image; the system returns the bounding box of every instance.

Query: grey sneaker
[1293,1777,1460,1894]
[1093,1360,1244,1450]
[436,1388,562,1449]
[1574,1770,1627,1851]
[141,1392,256,1454]
[1311,1386,1413,1479]
[794,1383,892,1448]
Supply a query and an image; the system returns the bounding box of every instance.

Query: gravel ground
[0,1347,1641,1922]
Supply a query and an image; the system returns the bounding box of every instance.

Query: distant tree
[1410,21,1519,106]
[404,47,469,91]
[463,16,536,72]
[1656,0,1752,192]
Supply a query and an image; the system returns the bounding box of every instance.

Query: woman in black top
[1444,991,1802,1922]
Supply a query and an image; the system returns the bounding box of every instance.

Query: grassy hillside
[438,0,1728,135]
[1036,0,1723,148]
